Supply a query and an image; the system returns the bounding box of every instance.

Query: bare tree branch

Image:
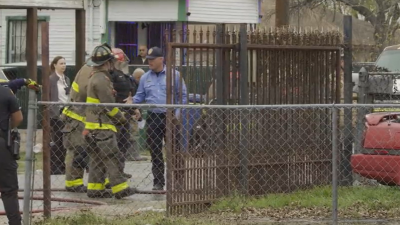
[337,0,377,25]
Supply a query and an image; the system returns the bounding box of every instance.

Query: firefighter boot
[114,187,137,199]
[123,172,132,179]
[66,185,87,193]
[87,190,113,198]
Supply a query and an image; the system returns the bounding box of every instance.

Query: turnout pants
[62,119,88,188]
[50,118,66,175]
[86,130,129,195]
[0,137,21,225]
[116,122,130,173]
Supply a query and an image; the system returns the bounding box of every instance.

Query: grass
[210,185,400,212]
[34,211,225,225]
[32,185,400,224]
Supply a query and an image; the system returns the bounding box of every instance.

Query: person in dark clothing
[131,45,149,65]
[0,85,23,225]
[111,48,146,180]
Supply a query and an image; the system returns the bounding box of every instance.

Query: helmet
[86,43,116,67]
[112,48,130,63]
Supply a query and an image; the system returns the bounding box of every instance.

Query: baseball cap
[146,47,163,59]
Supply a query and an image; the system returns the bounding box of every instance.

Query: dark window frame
[6,16,50,64]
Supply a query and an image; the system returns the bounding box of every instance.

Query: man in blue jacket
[133,46,187,191]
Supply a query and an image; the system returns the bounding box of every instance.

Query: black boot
[123,172,132,179]
[152,184,164,191]
[87,190,113,198]
[66,185,87,193]
[114,188,136,199]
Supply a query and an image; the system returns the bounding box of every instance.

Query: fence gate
[164,27,343,215]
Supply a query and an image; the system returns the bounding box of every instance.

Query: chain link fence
[12,91,400,223]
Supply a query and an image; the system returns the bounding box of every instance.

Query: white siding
[108,0,178,22]
[0,8,102,65]
[188,0,259,23]
[0,0,84,9]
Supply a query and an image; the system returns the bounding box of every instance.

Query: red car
[351,112,400,186]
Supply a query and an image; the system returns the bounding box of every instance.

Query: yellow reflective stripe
[72,82,79,93]
[85,122,117,132]
[88,183,105,191]
[62,108,86,122]
[111,182,129,194]
[86,97,100,103]
[107,107,119,117]
[65,179,84,187]
[104,178,110,185]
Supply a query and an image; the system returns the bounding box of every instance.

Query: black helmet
[86,43,116,67]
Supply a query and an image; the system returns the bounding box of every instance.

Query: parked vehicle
[351,112,400,186]
[352,44,400,93]
[0,68,9,81]
[351,45,400,185]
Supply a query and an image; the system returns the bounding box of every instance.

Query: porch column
[26,8,38,80]
[75,9,86,70]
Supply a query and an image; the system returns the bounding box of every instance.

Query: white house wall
[0,8,102,65]
[0,0,84,9]
[108,0,178,22]
[188,0,259,23]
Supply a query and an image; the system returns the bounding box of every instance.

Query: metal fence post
[355,67,369,154]
[22,89,38,225]
[41,21,51,218]
[332,105,339,224]
[239,23,249,195]
[340,15,353,186]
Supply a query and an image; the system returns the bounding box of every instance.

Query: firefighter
[110,48,146,178]
[83,44,136,199]
[61,64,92,193]
[0,78,40,94]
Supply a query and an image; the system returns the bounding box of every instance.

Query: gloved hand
[24,79,40,92]
[118,112,128,124]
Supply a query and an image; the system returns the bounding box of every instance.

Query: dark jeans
[146,112,166,187]
[116,122,131,172]
[50,118,66,175]
[0,137,21,225]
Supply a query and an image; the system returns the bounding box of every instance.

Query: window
[376,50,400,72]
[114,22,138,62]
[6,16,49,64]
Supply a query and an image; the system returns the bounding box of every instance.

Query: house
[0,0,262,65]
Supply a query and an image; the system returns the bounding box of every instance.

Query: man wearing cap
[133,46,187,191]
[83,44,136,199]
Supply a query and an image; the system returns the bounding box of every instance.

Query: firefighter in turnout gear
[61,64,93,193]
[83,44,136,199]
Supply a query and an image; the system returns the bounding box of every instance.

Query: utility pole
[275,0,290,28]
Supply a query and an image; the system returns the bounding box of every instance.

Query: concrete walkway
[0,160,166,224]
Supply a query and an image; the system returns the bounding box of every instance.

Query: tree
[294,0,400,50]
